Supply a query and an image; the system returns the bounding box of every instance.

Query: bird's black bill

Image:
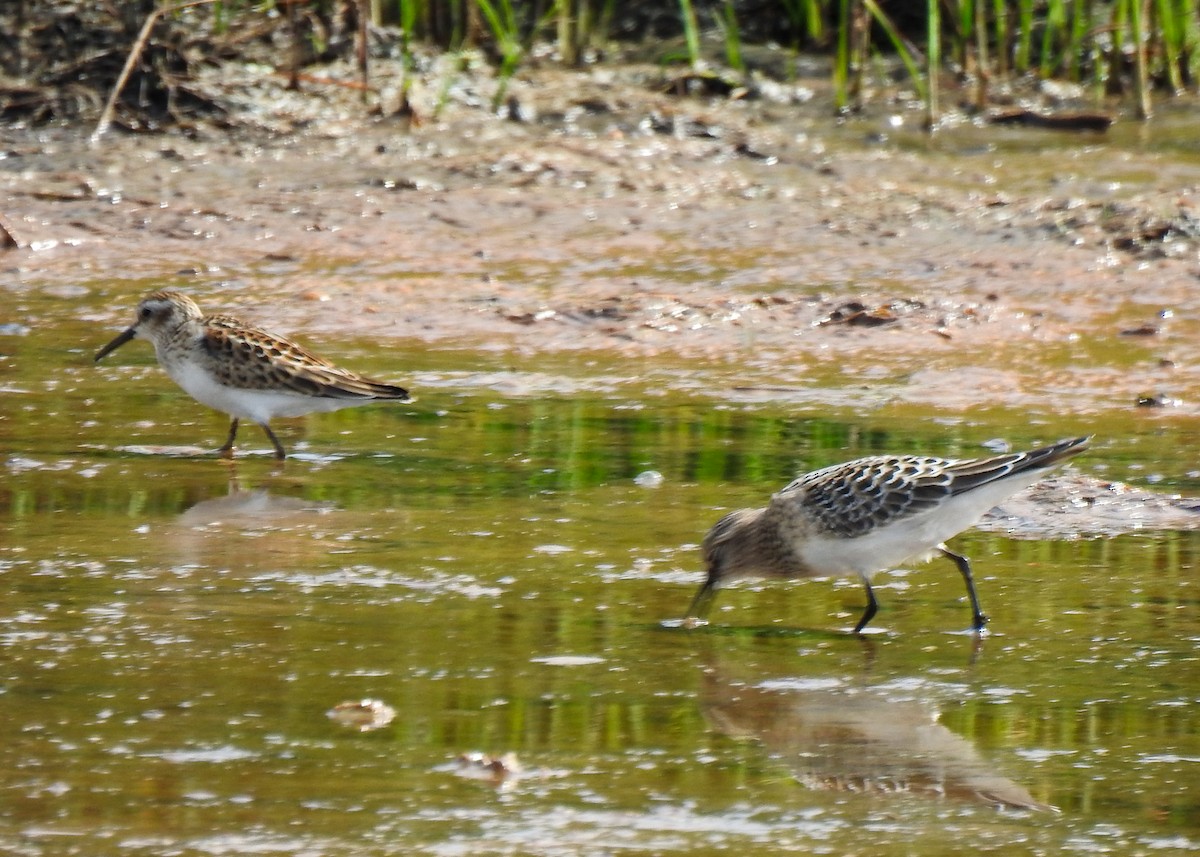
[94,327,137,362]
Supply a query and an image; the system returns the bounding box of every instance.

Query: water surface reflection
[3,341,1200,853]
[175,481,335,527]
[699,653,1053,812]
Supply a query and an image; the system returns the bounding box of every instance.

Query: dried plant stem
[90,0,219,146]
[357,0,369,100]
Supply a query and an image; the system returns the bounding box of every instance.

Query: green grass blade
[678,0,702,69]
[926,0,940,127]
[833,0,850,112]
[718,0,745,74]
[862,0,927,104]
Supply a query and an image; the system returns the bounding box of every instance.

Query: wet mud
[4,57,1200,419]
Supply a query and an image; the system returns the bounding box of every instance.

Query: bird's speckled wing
[777,455,961,538]
[773,438,1089,539]
[199,317,409,400]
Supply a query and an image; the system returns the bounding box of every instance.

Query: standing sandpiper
[685,436,1090,634]
[95,290,413,460]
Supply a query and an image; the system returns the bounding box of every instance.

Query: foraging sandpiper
[685,436,1090,634]
[95,290,412,460]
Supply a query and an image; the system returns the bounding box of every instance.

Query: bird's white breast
[163,359,352,422]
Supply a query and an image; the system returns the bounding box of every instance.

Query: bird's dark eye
[140,306,152,320]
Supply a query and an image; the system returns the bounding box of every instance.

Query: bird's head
[95,290,203,361]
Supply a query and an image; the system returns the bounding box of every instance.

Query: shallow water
[2,291,1199,856]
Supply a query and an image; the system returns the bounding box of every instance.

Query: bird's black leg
[939,545,989,632]
[684,580,716,623]
[853,577,879,634]
[217,418,239,457]
[259,423,287,460]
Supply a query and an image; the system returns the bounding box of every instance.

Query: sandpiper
[95,290,412,460]
[685,436,1090,634]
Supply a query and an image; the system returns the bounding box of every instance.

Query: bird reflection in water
[168,475,338,566]
[699,656,1055,812]
[176,480,333,528]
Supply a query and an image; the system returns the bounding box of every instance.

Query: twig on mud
[356,0,369,102]
[90,0,219,147]
[0,211,23,250]
[286,0,301,90]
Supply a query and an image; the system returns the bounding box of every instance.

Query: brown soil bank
[3,52,1200,420]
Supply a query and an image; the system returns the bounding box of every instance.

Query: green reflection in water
[2,316,1199,855]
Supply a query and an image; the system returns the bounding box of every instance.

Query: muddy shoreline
[4,58,1199,416]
